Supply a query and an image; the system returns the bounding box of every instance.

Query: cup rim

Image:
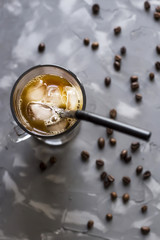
[10,64,86,139]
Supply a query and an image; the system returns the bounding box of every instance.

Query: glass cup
[10,65,86,145]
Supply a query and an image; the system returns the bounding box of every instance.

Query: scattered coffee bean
[96,159,104,168]
[156,6,160,12]
[141,226,150,235]
[109,138,116,146]
[107,175,115,183]
[135,93,142,102]
[136,165,143,175]
[120,46,126,55]
[39,161,47,171]
[122,193,130,203]
[149,72,155,80]
[101,171,107,180]
[114,55,122,63]
[131,142,140,151]
[104,179,111,188]
[114,61,121,71]
[107,128,113,136]
[87,220,94,229]
[110,109,117,119]
[144,1,150,10]
[120,149,128,160]
[154,12,160,20]
[124,156,132,163]
[110,192,117,200]
[91,42,99,50]
[122,176,131,185]
[104,77,111,86]
[143,170,151,180]
[106,213,113,221]
[81,151,90,161]
[156,45,160,54]
[114,26,121,35]
[131,82,139,91]
[141,205,148,213]
[155,61,160,70]
[92,4,100,14]
[83,38,90,46]
[130,75,138,83]
[49,156,56,165]
[38,43,45,52]
[98,137,105,149]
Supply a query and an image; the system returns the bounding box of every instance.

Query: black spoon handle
[75,110,151,141]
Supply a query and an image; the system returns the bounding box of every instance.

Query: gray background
[0,0,160,239]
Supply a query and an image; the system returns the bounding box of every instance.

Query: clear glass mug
[10,65,86,145]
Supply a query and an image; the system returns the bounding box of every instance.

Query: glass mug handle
[9,124,31,143]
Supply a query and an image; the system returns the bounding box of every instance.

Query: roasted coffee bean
[110,191,117,200]
[91,42,99,50]
[144,1,150,10]
[156,6,160,12]
[104,77,111,86]
[98,137,105,149]
[154,12,160,20]
[114,26,121,35]
[49,156,56,165]
[156,45,160,54]
[124,156,132,163]
[92,4,100,14]
[141,205,148,213]
[114,55,122,63]
[106,213,113,221]
[107,128,113,136]
[104,179,111,188]
[96,159,104,168]
[155,61,160,70]
[100,171,107,180]
[120,46,126,55]
[149,72,154,80]
[83,38,90,46]
[81,151,90,161]
[143,170,151,180]
[107,175,115,183]
[110,109,117,119]
[39,161,47,171]
[122,176,131,185]
[131,142,140,151]
[136,165,143,175]
[141,226,150,235]
[114,61,121,71]
[38,43,45,52]
[122,193,130,203]
[120,150,128,160]
[135,93,142,101]
[110,138,116,146]
[87,220,94,229]
[131,82,139,91]
[130,75,138,83]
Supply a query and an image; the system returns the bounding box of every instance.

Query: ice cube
[27,103,52,121]
[26,81,46,102]
[46,119,69,133]
[45,86,63,107]
[63,86,78,110]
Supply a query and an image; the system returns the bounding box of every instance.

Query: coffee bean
[100,171,107,180]
[110,192,117,200]
[135,93,142,102]
[98,137,105,149]
[81,151,90,161]
[39,161,47,171]
[141,205,148,213]
[114,61,121,71]
[110,109,117,119]
[131,142,140,151]
[114,26,121,35]
[49,156,56,165]
[91,42,99,50]
[96,159,104,168]
[104,77,111,87]
[106,128,113,136]
[149,72,154,80]
[136,165,143,175]
[124,156,132,163]
[120,149,128,160]
[143,170,151,180]
[156,45,160,54]
[83,38,90,46]
[104,179,111,188]
[109,138,116,146]
[131,82,139,91]
[141,226,150,235]
[106,213,113,221]
[114,55,122,63]
[130,75,138,83]
[92,4,100,14]
[87,220,94,229]
[107,175,115,183]
[122,193,130,203]
[155,61,160,70]
[122,176,131,185]
[156,6,160,12]
[120,46,126,55]
[144,1,150,10]
[38,43,45,52]
[154,12,160,20]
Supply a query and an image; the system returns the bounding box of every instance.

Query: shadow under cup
[10,65,86,145]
